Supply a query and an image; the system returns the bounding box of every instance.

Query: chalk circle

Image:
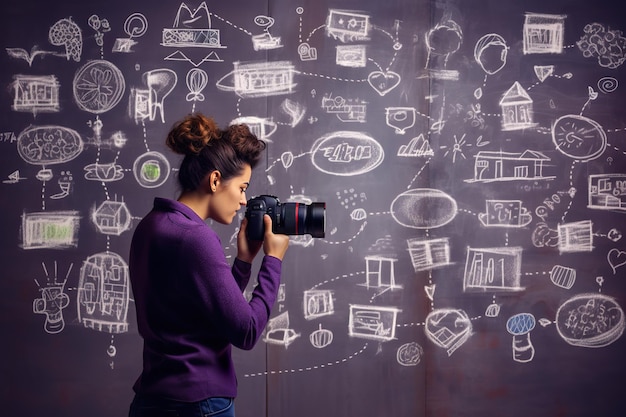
[73,60,126,114]
[133,151,170,188]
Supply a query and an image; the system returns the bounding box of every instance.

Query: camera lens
[280,202,326,238]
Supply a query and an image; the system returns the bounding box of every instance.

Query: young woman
[128,113,289,417]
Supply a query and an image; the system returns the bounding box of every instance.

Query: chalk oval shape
[310,131,384,176]
[17,125,83,165]
[391,188,457,229]
[556,293,625,348]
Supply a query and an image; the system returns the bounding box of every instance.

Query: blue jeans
[129,394,235,417]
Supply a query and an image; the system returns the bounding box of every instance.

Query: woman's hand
[236,217,263,264]
[262,215,290,260]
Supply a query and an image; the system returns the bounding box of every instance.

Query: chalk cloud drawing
[73,60,126,114]
[523,13,566,55]
[348,305,400,342]
[77,252,130,333]
[310,131,384,176]
[577,23,626,69]
[423,19,462,80]
[424,308,473,356]
[552,115,607,161]
[390,188,457,229]
[506,313,536,363]
[556,293,625,347]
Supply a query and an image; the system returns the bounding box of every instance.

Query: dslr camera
[245,195,326,241]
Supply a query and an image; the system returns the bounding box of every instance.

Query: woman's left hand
[236,217,263,264]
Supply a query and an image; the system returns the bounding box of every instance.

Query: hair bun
[166,113,220,156]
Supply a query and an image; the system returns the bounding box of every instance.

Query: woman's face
[209,164,251,225]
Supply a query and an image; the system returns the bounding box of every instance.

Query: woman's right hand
[262,214,290,260]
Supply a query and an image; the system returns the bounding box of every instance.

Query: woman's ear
[208,170,221,192]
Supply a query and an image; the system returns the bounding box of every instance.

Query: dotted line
[141,121,149,152]
[608,142,626,156]
[458,208,477,217]
[243,343,368,378]
[305,25,325,43]
[299,71,366,83]
[309,270,365,290]
[323,221,368,245]
[298,14,303,44]
[41,181,46,210]
[210,13,252,36]
[407,158,431,189]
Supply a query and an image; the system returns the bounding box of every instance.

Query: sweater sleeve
[231,258,252,293]
[181,227,282,350]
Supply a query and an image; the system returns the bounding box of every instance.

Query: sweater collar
[153,197,205,224]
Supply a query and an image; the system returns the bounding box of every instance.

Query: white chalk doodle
[21,211,80,250]
[73,60,126,114]
[424,308,473,356]
[348,305,399,342]
[506,313,536,363]
[523,13,566,55]
[552,115,607,161]
[463,247,523,292]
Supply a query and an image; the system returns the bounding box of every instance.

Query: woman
[128,113,289,417]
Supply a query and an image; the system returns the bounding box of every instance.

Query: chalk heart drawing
[368,71,400,96]
[608,248,626,274]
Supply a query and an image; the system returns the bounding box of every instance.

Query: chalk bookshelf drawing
[463,247,524,292]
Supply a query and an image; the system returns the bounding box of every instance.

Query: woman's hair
[165,113,266,191]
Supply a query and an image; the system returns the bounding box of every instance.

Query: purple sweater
[129,198,282,401]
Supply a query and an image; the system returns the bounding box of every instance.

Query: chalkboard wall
[1,0,626,416]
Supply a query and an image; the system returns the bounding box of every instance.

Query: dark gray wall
[1,1,626,416]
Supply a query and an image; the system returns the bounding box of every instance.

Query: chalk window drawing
[523,13,566,55]
[21,211,80,250]
[348,305,399,342]
[406,238,450,272]
[303,290,334,320]
[463,247,523,292]
[12,75,60,115]
[557,220,593,253]
[588,174,626,211]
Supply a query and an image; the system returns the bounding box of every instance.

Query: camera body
[245,194,326,241]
